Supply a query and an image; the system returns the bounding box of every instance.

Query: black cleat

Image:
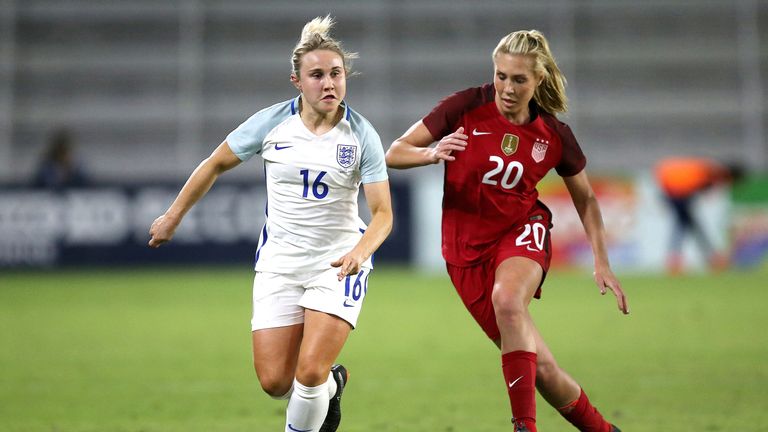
[610,425,622,432]
[319,364,348,432]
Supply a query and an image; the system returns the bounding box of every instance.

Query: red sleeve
[422,84,494,141]
[541,113,587,176]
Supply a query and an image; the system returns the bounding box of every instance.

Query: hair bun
[300,15,334,42]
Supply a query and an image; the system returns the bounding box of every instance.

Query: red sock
[557,388,612,432]
[501,351,537,431]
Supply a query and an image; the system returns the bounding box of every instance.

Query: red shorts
[445,204,553,341]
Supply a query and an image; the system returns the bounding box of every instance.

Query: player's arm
[385,121,468,169]
[563,170,630,315]
[148,141,242,248]
[331,180,393,280]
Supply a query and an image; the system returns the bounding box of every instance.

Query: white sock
[275,372,332,400]
[326,370,337,398]
[285,378,329,432]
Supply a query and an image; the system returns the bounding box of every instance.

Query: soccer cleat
[319,364,348,432]
[610,425,622,432]
[512,418,530,432]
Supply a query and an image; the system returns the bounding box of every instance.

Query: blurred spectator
[33,128,89,190]
[654,157,744,274]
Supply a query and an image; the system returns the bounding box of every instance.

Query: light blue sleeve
[226,99,295,161]
[348,109,388,184]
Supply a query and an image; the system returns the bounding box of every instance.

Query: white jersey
[226,97,388,274]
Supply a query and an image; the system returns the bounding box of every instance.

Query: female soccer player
[148,16,392,432]
[386,30,628,432]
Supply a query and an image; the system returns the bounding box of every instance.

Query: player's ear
[290,74,301,91]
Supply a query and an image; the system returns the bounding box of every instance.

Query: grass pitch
[1,266,767,431]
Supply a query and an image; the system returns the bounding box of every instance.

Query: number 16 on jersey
[300,169,329,199]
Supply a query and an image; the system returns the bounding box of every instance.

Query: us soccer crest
[532,139,549,163]
[337,144,357,168]
[501,134,519,156]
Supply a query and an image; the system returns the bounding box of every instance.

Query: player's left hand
[594,267,629,315]
[331,253,363,281]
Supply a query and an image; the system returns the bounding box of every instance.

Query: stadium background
[1,0,768,271]
[1,1,768,431]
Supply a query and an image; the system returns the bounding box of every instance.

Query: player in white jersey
[148,16,392,432]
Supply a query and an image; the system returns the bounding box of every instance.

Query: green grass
[1,266,767,431]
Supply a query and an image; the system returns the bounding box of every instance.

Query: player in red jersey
[386,30,629,432]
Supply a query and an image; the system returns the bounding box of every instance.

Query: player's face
[292,49,346,117]
[492,53,540,121]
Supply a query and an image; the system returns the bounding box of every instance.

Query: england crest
[337,144,357,168]
[532,140,549,163]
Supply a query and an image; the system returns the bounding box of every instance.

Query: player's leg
[684,201,728,271]
[285,267,366,432]
[252,324,304,398]
[493,256,543,432]
[250,271,307,399]
[531,323,617,432]
[295,310,350,385]
[284,310,351,432]
[529,322,579,406]
[666,196,690,274]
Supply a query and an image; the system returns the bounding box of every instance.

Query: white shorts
[250,266,371,331]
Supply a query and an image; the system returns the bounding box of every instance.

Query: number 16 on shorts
[343,269,368,307]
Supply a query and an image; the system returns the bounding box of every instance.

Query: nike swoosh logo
[275,144,293,150]
[343,299,355,307]
[508,375,524,389]
[472,128,492,136]
[287,425,312,432]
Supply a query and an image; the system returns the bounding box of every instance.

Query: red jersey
[422,84,586,266]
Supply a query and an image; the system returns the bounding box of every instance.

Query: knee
[260,379,293,399]
[294,364,330,387]
[491,286,527,324]
[255,367,293,398]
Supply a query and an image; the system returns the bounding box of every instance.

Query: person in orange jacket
[654,157,743,274]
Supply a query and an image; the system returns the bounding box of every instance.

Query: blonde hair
[291,15,358,77]
[493,30,568,114]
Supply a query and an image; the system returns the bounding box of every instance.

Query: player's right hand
[430,127,468,163]
[148,214,179,248]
